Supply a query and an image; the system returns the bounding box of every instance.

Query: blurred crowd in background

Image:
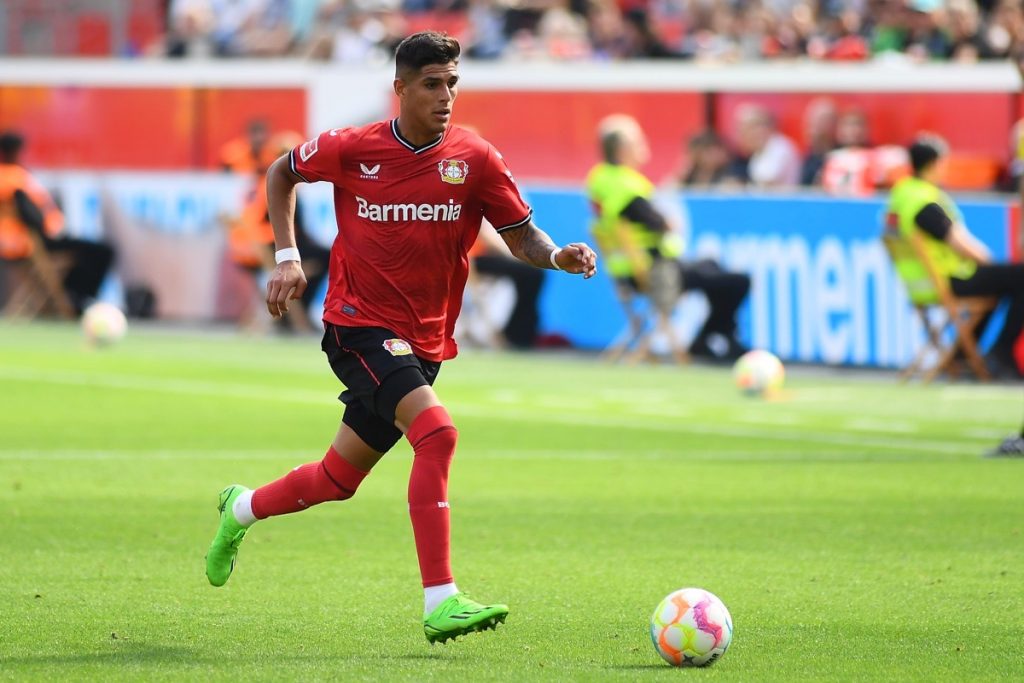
[4,0,1024,63]
[156,0,1024,63]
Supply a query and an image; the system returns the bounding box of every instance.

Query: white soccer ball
[82,302,127,346]
[650,587,733,667]
[733,349,784,397]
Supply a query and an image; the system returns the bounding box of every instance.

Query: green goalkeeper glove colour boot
[423,593,509,644]
[205,484,250,587]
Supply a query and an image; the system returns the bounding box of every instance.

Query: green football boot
[204,484,250,587]
[423,593,509,644]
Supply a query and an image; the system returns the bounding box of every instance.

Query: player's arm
[264,153,308,318]
[499,220,597,278]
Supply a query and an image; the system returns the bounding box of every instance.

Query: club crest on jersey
[383,339,413,356]
[438,159,469,184]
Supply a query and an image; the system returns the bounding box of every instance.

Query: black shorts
[321,324,441,453]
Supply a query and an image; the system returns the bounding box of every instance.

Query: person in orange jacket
[0,131,114,314]
[223,126,328,325]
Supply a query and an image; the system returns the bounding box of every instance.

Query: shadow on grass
[3,648,462,666]
[0,642,205,667]
[604,664,690,671]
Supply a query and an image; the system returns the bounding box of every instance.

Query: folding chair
[882,231,997,382]
[2,230,76,319]
[592,227,688,364]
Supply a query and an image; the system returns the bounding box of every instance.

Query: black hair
[600,129,623,164]
[394,31,460,78]
[0,131,24,162]
[688,130,724,150]
[908,135,948,175]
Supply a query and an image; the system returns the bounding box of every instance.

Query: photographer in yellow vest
[888,135,1024,377]
[586,115,751,361]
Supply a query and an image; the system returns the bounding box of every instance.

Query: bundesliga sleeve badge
[438,159,469,185]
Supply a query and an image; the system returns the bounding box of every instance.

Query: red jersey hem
[322,310,454,362]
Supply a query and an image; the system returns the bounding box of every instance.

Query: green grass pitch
[1,321,1022,681]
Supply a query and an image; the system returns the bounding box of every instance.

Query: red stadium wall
[451,91,706,182]
[0,86,306,169]
[1,83,1019,187]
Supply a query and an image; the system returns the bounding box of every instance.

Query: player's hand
[266,260,307,318]
[555,243,598,279]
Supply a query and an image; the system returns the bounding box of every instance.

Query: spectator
[466,0,509,59]
[536,3,592,60]
[904,0,952,61]
[981,0,1024,59]
[222,125,329,328]
[678,130,743,188]
[622,9,685,59]
[220,118,280,174]
[801,97,838,185]
[946,0,991,61]
[162,0,216,57]
[835,108,871,149]
[734,104,801,188]
[822,109,910,195]
[469,222,546,349]
[0,131,115,315]
[587,0,635,60]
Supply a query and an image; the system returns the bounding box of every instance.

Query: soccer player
[204,31,598,643]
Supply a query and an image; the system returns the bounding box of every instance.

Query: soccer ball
[733,349,784,396]
[82,302,127,346]
[650,587,733,667]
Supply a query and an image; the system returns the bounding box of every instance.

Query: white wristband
[275,247,301,264]
[549,247,561,270]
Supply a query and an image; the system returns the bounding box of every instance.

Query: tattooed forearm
[499,222,559,269]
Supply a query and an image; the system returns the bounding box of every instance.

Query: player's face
[396,62,460,140]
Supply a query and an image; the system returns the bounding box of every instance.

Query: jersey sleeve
[479,145,532,233]
[289,129,347,184]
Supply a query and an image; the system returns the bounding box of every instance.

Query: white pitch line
[0,448,956,464]
[843,418,920,434]
[0,366,990,455]
[0,449,315,462]
[0,366,327,405]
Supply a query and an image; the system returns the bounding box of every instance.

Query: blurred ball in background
[81,302,127,347]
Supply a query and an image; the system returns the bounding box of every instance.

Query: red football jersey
[290,120,532,361]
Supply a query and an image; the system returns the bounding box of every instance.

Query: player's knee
[429,423,459,456]
[320,448,367,501]
[408,405,458,457]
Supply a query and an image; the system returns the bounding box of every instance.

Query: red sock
[251,446,368,519]
[407,405,457,588]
